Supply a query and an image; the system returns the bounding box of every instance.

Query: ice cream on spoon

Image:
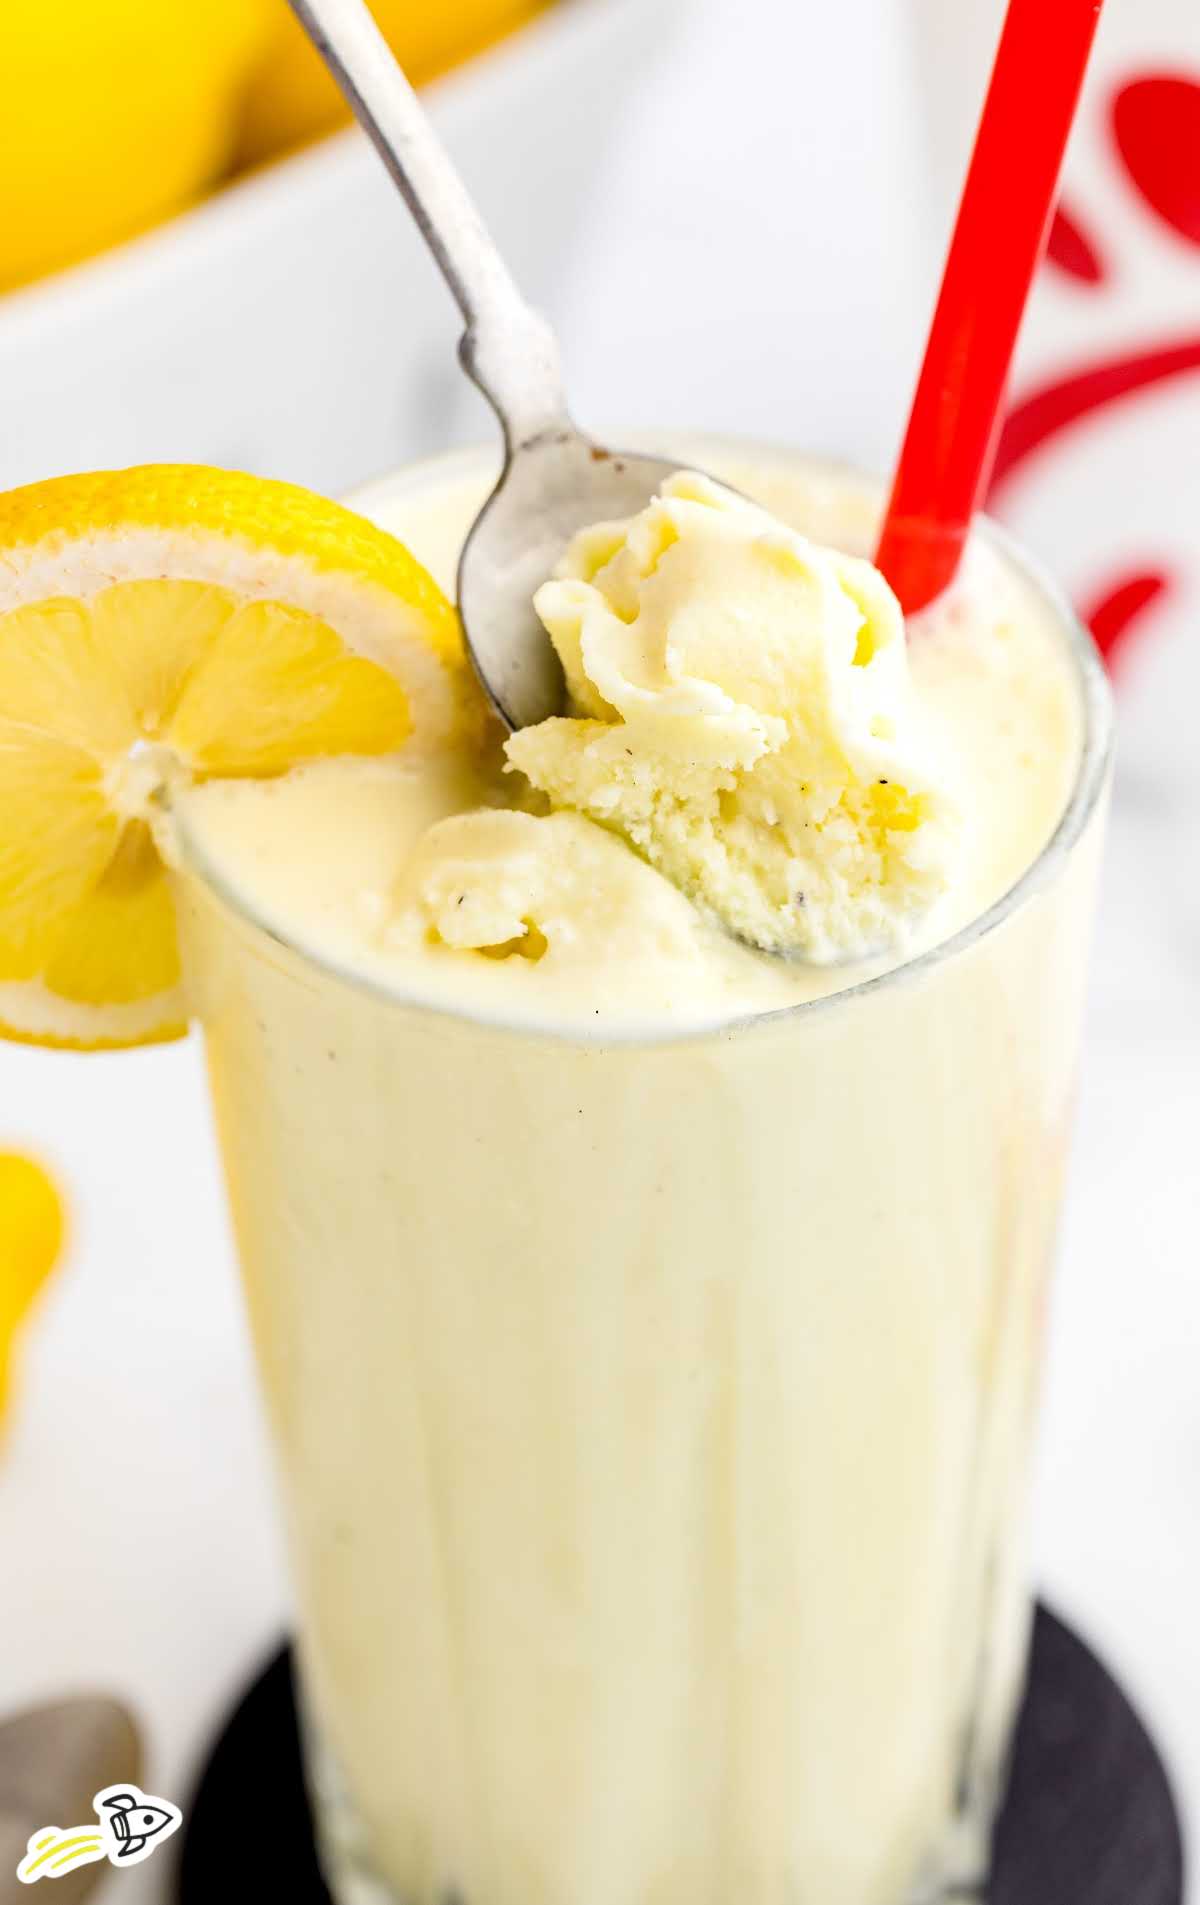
[507,471,959,962]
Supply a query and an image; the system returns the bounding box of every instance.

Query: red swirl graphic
[989,70,1200,667]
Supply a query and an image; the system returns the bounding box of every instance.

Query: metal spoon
[286,0,689,732]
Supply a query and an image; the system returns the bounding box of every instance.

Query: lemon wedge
[0,465,474,1048]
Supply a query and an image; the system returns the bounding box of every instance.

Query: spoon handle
[286,0,571,445]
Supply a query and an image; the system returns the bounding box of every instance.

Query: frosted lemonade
[0,442,1108,1905]
[181,441,1105,1904]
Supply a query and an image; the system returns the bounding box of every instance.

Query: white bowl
[0,0,668,498]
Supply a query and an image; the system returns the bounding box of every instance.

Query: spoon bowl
[458,430,684,731]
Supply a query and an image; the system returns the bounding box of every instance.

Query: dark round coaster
[179,1605,1183,1905]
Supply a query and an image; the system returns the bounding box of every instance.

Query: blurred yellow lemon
[1,0,273,292]
[238,0,548,167]
[0,1154,66,1418]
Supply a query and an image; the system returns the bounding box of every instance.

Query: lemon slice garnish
[0,465,475,1047]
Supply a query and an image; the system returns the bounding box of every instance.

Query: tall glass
[172,445,1111,1905]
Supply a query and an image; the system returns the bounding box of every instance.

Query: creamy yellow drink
[170,440,1109,1905]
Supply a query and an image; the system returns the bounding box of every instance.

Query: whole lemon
[0,1154,66,1418]
[1,0,273,292]
[238,0,548,168]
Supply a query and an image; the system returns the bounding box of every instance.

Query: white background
[1,1,1197,1899]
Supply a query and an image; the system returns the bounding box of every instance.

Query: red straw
[875,0,1104,616]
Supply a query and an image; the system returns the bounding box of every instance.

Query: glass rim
[170,439,1114,1051]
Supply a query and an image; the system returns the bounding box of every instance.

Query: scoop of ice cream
[504,471,959,961]
[391,807,742,1018]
